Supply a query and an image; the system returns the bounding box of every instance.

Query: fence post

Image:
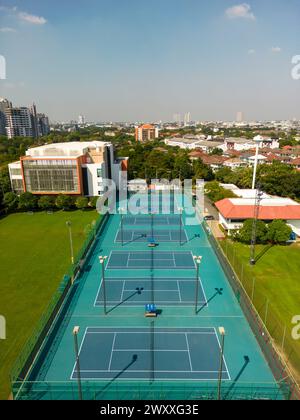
[281,325,287,353]
[251,277,256,302]
[264,299,270,327]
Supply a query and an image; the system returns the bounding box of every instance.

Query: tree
[18,192,38,211]
[209,148,223,156]
[267,220,292,244]
[55,195,74,210]
[193,160,214,181]
[236,219,267,244]
[89,196,99,209]
[174,152,193,180]
[38,195,56,211]
[0,167,11,207]
[3,192,19,211]
[75,197,89,210]
[205,181,237,203]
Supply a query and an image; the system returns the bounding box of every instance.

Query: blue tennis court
[94,277,207,307]
[115,229,188,243]
[123,215,181,226]
[71,327,230,381]
[106,251,196,269]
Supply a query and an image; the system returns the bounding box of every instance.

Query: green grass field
[219,240,300,381]
[0,210,99,400]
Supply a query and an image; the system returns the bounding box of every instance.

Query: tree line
[3,192,98,213]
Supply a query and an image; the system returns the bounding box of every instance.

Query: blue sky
[0,0,299,122]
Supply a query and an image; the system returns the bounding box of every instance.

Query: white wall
[83,163,106,197]
[287,220,300,237]
[219,213,243,232]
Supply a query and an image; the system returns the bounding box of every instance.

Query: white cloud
[0,27,17,33]
[271,47,282,53]
[226,3,256,20]
[248,49,256,55]
[0,6,47,25]
[18,12,47,25]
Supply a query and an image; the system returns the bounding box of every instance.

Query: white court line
[93,277,103,307]
[198,275,209,307]
[96,301,206,305]
[177,280,182,303]
[126,252,131,268]
[70,327,89,380]
[98,277,206,282]
[214,327,231,381]
[185,333,194,372]
[120,279,126,302]
[85,331,216,335]
[124,289,180,292]
[112,349,189,353]
[76,369,228,374]
[106,251,113,271]
[108,333,117,372]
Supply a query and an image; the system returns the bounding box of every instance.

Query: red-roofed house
[215,197,300,236]
[291,158,300,170]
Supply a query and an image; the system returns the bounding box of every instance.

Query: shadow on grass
[254,244,274,264]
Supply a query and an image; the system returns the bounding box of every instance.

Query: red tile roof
[291,158,300,166]
[215,199,300,220]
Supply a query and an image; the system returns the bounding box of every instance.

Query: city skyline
[0,0,300,122]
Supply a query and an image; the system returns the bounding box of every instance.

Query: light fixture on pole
[217,327,226,401]
[66,221,74,265]
[178,207,184,246]
[73,326,83,401]
[99,256,108,315]
[193,256,202,314]
[252,136,262,190]
[118,207,125,246]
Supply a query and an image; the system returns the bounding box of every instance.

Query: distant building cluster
[0,98,50,139]
[165,135,280,153]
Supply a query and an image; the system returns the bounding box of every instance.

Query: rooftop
[25,141,111,158]
[216,197,300,220]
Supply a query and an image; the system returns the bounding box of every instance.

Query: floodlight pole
[218,327,226,401]
[99,256,108,315]
[178,207,183,246]
[73,326,83,401]
[151,212,155,240]
[194,256,202,315]
[119,207,125,246]
[66,221,74,265]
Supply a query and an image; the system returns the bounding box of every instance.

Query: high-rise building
[37,113,50,136]
[5,107,35,138]
[135,124,159,142]
[236,111,244,123]
[184,112,191,126]
[78,115,85,125]
[4,102,50,139]
[173,114,182,125]
[8,141,128,196]
[0,98,12,135]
